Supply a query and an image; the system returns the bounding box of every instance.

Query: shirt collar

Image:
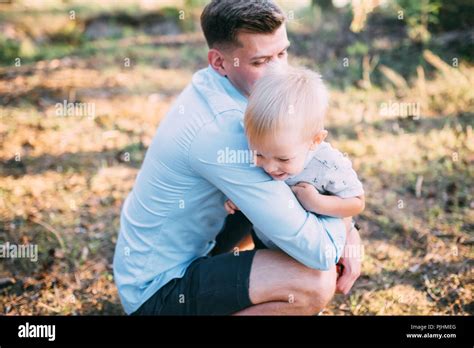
[207,65,248,110]
[286,147,317,180]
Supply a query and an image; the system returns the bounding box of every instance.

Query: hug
[113,0,364,316]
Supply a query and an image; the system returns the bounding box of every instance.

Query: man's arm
[189,118,346,270]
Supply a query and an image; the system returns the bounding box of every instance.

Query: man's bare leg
[234,300,310,315]
[233,249,337,315]
[234,218,353,315]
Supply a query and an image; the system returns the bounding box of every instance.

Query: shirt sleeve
[188,114,346,270]
[319,147,365,199]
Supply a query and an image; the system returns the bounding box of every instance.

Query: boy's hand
[291,182,320,212]
[224,199,239,214]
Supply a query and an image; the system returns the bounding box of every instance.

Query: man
[113,0,361,315]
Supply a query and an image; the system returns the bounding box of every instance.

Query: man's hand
[290,182,320,212]
[224,199,239,214]
[336,223,362,295]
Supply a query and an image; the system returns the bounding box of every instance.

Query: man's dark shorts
[131,212,266,315]
[132,249,256,315]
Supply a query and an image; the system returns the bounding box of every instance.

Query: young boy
[224,66,365,251]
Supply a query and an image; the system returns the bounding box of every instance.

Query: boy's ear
[310,130,328,149]
[208,49,228,77]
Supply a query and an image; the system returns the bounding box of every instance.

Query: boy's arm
[292,182,365,218]
[293,142,365,218]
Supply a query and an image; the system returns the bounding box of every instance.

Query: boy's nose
[262,162,278,174]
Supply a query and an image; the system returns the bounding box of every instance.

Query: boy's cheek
[286,161,305,176]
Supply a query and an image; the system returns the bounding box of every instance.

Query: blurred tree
[436,0,474,32]
[312,0,335,11]
[396,0,442,43]
[184,0,208,11]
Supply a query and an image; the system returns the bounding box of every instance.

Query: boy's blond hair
[244,65,329,146]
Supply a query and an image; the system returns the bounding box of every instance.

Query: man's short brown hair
[200,0,285,50]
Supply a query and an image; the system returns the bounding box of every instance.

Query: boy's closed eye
[255,153,292,162]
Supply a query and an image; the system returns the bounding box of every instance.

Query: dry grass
[1,2,473,316]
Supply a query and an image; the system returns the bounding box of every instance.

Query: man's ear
[310,129,328,150]
[208,48,228,77]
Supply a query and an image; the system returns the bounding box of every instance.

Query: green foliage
[0,36,20,64]
[184,0,208,10]
[436,0,474,32]
[395,0,442,42]
[346,41,369,56]
[48,22,84,45]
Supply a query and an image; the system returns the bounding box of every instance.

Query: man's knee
[294,264,337,315]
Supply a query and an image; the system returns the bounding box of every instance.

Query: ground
[0,0,472,315]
